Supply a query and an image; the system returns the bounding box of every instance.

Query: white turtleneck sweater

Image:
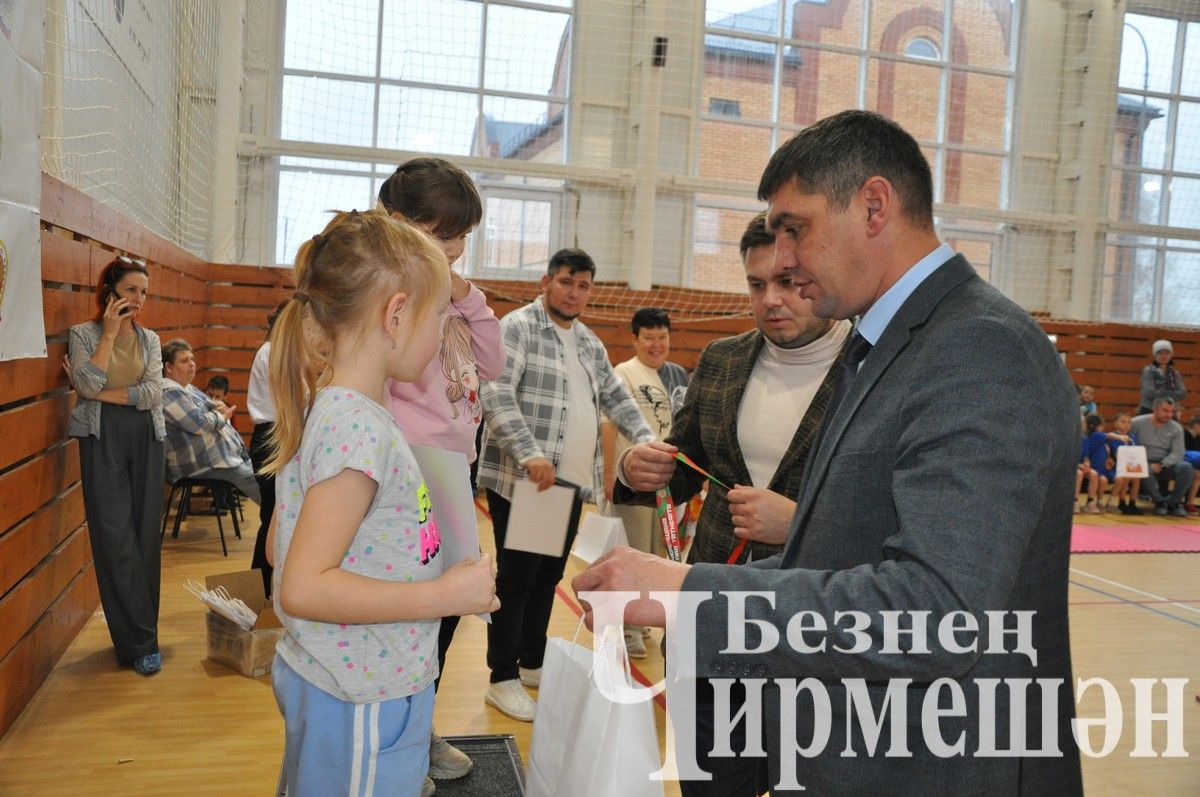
[736,319,852,487]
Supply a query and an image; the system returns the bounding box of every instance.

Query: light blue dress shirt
[855,242,956,347]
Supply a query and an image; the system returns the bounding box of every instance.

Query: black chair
[191,483,246,523]
[161,477,243,556]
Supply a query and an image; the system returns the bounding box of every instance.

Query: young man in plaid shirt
[478,247,654,721]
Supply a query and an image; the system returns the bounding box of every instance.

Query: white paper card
[408,444,489,622]
[506,479,579,557]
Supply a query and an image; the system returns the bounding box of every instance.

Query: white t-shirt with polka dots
[273,387,445,703]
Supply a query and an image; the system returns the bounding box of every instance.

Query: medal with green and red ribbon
[671,452,748,565]
[655,487,682,562]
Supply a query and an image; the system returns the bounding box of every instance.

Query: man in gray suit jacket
[575,110,1083,795]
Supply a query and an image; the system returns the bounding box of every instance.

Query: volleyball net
[37,0,1200,326]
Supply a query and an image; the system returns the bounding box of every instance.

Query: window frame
[268,0,575,267]
[467,183,564,276]
[696,0,1020,200]
[693,0,1022,292]
[1106,9,1200,324]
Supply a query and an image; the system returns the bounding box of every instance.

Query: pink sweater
[386,283,505,462]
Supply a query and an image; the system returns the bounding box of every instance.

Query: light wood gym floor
[0,501,1196,795]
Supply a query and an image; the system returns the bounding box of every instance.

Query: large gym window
[1104,10,1200,324]
[273,0,572,266]
[692,0,1019,292]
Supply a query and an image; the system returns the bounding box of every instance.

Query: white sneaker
[519,666,541,689]
[485,679,536,722]
[421,776,436,797]
[624,628,648,659]
[428,731,473,780]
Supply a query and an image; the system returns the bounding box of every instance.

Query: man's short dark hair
[205,375,230,393]
[631,307,670,335]
[739,211,774,258]
[1153,397,1177,410]
[161,338,192,373]
[547,247,596,277]
[757,110,935,229]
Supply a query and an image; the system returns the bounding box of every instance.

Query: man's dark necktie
[815,330,873,450]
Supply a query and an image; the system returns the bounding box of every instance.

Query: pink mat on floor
[1071,522,1200,553]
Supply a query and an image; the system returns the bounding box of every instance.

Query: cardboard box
[204,569,283,678]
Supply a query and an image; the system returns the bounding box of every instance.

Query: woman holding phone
[67,255,167,675]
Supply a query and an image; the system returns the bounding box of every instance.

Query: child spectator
[1077,412,1108,513]
[1184,416,1200,514]
[204,374,230,404]
[1078,384,1097,417]
[1138,340,1187,415]
[1103,412,1142,515]
[1185,415,1200,453]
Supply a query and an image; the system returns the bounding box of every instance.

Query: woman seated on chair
[160,338,261,503]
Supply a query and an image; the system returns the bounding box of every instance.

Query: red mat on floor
[1071,522,1200,553]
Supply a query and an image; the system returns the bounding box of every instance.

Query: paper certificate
[505,478,583,557]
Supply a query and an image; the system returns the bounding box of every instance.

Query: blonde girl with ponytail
[264,209,499,797]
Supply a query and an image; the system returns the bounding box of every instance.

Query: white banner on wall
[0,0,46,361]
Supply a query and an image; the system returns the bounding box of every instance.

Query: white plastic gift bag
[527,624,663,797]
[570,511,628,565]
[1115,445,1149,479]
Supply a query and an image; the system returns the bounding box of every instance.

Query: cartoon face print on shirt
[456,362,482,423]
[441,314,482,423]
[416,481,442,565]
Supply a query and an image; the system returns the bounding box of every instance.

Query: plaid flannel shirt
[478,299,655,503]
[161,380,249,483]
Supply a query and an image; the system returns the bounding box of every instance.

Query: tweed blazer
[614,327,842,565]
[683,256,1083,795]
